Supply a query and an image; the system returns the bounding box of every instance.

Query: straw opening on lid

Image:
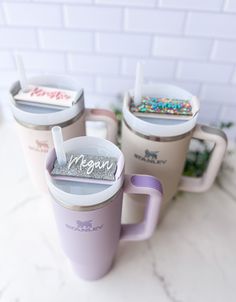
[15,54,29,93]
[52,126,66,166]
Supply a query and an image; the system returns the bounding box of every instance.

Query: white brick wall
[122,57,176,79]
[95,33,151,55]
[0,51,14,69]
[0,5,4,25]
[186,12,236,39]
[200,84,236,104]
[153,37,212,60]
[38,29,93,51]
[0,28,37,49]
[3,3,62,27]
[17,51,66,72]
[211,40,236,62]
[95,0,156,7]
[177,61,233,83]
[124,9,186,34]
[159,0,224,11]
[224,0,236,12]
[0,0,236,139]
[68,54,120,75]
[64,5,122,31]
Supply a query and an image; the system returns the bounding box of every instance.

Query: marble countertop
[1,122,236,302]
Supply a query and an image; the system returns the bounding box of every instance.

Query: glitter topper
[131,62,199,120]
[130,96,199,120]
[51,153,118,182]
[50,126,119,185]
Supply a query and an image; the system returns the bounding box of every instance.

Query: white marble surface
[1,122,236,302]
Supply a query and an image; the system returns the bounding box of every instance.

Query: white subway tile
[231,68,236,83]
[153,36,212,59]
[0,5,4,24]
[35,0,92,3]
[124,8,185,34]
[212,40,236,63]
[219,105,236,121]
[218,105,236,139]
[2,0,31,2]
[162,80,201,95]
[96,76,133,94]
[0,89,13,122]
[64,5,122,31]
[0,52,14,69]
[79,76,95,93]
[95,0,156,7]
[0,71,17,88]
[224,0,236,12]
[0,71,39,89]
[186,12,236,39]
[67,74,95,92]
[122,58,176,79]
[0,28,37,49]
[198,102,221,124]
[200,84,236,104]
[159,0,224,11]
[17,51,65,72]
[96,33,151,56]
[84,93,120,109]
[39,29,93,52]
[145,79,201,96]
[177,61,233,83]
[68,54,120,75]
[3,3,62,27]
[0,90,8,105]
[0,91,7,105]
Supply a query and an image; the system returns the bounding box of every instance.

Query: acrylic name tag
[14,85,80,109]
[51,153,118,181]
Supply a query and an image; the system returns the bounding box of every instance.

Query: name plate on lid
[14,85,81,109]
[51,153,118,182]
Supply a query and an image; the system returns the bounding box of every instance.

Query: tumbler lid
[45,136,125,209]
[123,83,200,137]
[9,75,84,127]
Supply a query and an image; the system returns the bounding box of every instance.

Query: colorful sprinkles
[130,97,193,116]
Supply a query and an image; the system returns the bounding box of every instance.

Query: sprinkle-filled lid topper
[14,55,81,109]
[50,127,120,185]
[131,61,199,120]
[130,96,199,120]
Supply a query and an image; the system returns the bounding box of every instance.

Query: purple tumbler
[45,136,162,280]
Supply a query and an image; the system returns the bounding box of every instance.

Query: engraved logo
[134,149,167,165]
[145,149,159,160]
[65,220,104,232]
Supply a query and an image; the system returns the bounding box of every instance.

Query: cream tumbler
[9,75,117,191]
[121,83,227,222]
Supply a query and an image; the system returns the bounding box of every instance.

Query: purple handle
[120,174,163,241]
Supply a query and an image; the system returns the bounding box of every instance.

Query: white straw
[15,54,29,92]
[133,61,143,105]
[52,126,67,166]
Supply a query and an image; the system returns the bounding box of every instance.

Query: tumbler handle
[85,108,118,144]
[120,174,163,241]
[179,124,227,192]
